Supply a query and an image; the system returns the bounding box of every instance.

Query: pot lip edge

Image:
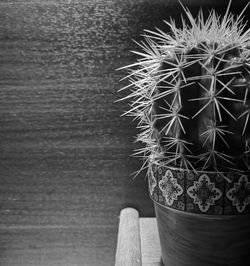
[151,164,250,176]
[152,200,250,218]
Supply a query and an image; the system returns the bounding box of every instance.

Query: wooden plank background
[0,1,248,265]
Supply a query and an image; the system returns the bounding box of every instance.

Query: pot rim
[151,163,250,176]
[149,164,250,215]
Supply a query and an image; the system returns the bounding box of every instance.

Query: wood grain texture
[0,1,249,265]
[0,225,117,266]
[115,210,161,266]
[139,218,161,266]
[115,208,141,266]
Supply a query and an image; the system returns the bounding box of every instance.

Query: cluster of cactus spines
[119,1,250,180]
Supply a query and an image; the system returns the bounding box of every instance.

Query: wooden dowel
[115,208,142,266]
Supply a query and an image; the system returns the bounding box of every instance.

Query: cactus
[119,2,250,181]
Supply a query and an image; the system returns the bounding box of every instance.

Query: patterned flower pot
[149,164,250,266]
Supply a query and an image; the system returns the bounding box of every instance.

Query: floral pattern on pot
[159,170,183,206]
[226,175,250,213]
[187,174,222,213]
[149,165,250,214]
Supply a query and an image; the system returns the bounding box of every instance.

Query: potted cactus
[119,2,250,266]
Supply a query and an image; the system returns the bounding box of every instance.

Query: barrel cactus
[120,3,250,181]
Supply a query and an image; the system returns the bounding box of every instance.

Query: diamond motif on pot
[187,202,194,211]
[226,175,250,213]
[177,201,185,211]
[159,170,183,206]
[187,174,222,212]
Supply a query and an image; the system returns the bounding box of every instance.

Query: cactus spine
[120,3,250,180]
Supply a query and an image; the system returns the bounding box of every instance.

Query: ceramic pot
[149,165,250,266]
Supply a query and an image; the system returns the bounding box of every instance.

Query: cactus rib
[120,2,250,180]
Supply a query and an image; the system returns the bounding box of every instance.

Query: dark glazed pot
[149,165,250,266]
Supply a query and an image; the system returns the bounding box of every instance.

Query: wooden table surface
[115,208,161,266]
[140,218,161,266]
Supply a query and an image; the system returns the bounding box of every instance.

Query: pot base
[154,202,250,266]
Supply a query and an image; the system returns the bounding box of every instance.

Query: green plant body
[119,2,250,181]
